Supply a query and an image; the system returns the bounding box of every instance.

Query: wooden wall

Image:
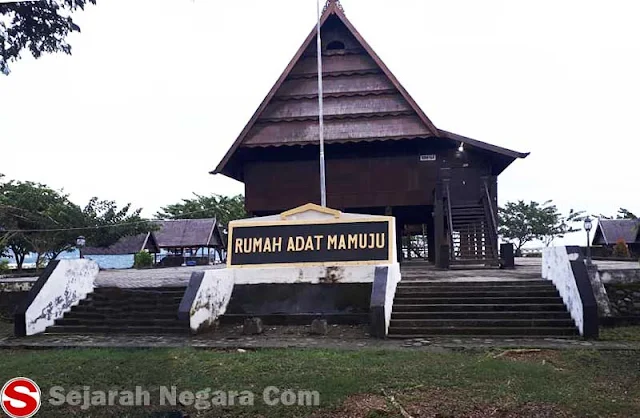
[242,141,494,214]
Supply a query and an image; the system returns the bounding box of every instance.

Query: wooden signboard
[227,204,394,268]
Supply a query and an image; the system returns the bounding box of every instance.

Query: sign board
[227,204,394,268]
[419,154,436,162]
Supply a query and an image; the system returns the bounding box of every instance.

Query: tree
[0,179,67,270]
[81,197,156,248]
[0,176,153,271]
[498,201,542,255]
[0,0,96,75]
[539,207,585,247]
[156,193,246,227]
[498,200,584,255]
[599,208,638,220]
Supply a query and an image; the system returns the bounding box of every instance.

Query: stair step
[78,299,182,308]
[388,333,577,339]
[91,295,182,303]
[71,305,180,314]
[45,325,190,335]
[397,280,551,288]
[391,311,572,320]
[389,319,575,327]
[394,297,564,304]
[62,311,180,320]
[396,285,555,292]
[387,327,578,336]
[394,290,559,298]
[55,318,187,326]
[392,304,568,312]
[96,286,187,292]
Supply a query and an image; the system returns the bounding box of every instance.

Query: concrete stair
[45,287,190,335]
[388,280,578,338]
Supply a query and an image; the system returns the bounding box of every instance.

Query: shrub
[612,239,631,258]
[134,251,154,269]
[0,259,9,274]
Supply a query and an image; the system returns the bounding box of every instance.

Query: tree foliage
[0,176,151,271]
[81,197,155,248]
[612,239,631,258]
[156,193,246,228]
[598,208,638,220]
[0,0,96,75]
[498,200,585,253]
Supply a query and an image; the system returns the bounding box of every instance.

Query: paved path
[1,257,636,288]
[401,258,639,282]
[94,265,225,288]
[1,331,639,351]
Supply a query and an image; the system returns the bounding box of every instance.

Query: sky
[1,0,638,245]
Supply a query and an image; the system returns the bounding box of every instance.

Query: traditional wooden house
[211,0,528,267]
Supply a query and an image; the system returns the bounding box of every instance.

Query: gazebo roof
[84,232,159,256]
[154,219,226,249]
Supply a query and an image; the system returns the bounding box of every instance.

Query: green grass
[601,326,640,341]
[0,348,639,417]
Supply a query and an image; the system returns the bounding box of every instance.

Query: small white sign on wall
[419,154,437,162]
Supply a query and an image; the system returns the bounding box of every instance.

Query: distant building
[83,232,160,269]
[592,219,640,256]
[83,218,227,269]
[154,218,227,267]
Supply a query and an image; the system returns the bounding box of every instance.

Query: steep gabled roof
[593,219,640,245]
[84,232,159,256]
[212,0,528,179]
[154,218,225,248]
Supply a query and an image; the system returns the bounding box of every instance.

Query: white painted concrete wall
[542,247,584,335]
[189,269,234,333]
[25,259,99,336]
[384,263,401,335]
[232,265,379,284]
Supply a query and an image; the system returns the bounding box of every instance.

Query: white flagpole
[317,0,327,207]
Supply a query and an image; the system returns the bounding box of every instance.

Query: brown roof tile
[154,219,224,249]
[84,233,158,256]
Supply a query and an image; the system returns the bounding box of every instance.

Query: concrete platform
[400,257,639,283]
[0,257,636,289]
[94,265,225,288]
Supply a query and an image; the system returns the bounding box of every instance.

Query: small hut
[592,219,640,257]
[154,219,227,266]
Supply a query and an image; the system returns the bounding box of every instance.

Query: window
[326,40,345,51]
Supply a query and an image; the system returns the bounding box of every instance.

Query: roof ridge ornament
[323,0,344,14]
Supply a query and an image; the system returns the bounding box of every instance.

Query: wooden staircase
[444,181,500,267]
[448,204,499,266]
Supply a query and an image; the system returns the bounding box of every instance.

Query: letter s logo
[1,378,41,418]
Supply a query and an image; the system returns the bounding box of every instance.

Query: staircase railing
[483,180,499,259]
[443,180,456,259]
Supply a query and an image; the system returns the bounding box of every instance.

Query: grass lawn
[0,348,639,417]
[601,326,640,341]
